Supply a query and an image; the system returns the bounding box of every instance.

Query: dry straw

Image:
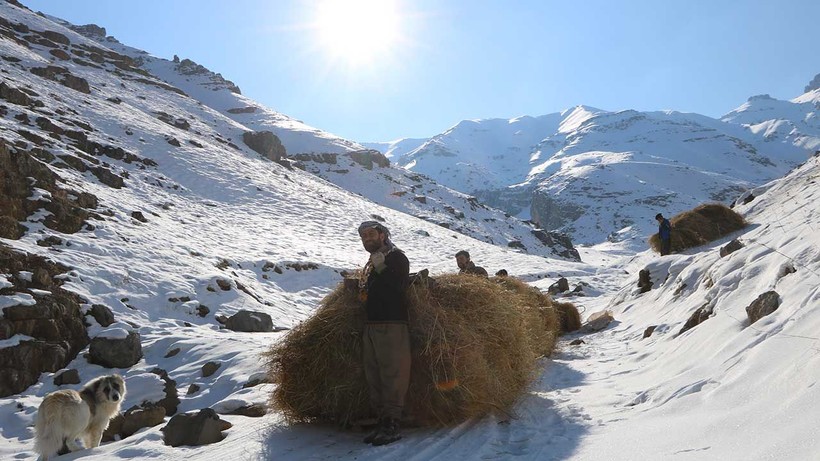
[649,203,746,254]
[265,273,570,427]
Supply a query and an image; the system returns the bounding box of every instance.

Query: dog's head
[88,374,126,404]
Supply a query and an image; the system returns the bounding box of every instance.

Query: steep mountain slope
[39,10,578,259]
[396,95,817,248]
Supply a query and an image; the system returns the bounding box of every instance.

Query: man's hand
[370,251,386,273]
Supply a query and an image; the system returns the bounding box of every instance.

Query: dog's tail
[34,410,62,461]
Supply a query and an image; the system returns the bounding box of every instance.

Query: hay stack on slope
[266,273,560,427]
[554,300,582,333]
[649,203,746,254]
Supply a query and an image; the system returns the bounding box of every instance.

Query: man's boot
[371,417,401,446]
[363,418,384,444]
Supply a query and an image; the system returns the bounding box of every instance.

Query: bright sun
[314,0,401,65]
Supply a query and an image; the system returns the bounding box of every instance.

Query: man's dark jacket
[658,218,672,240]
[364,250,410,322]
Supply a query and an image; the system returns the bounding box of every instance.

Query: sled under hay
[266,273,564,426]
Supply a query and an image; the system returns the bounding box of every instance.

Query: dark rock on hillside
[806,73,820,93]
[225,309,273,333]
[227,106,256,114]
[0,140,99,237]
[40,30,70,45]
[29,65,90,93]
[720,239,744,257]
[162,408,231,447]
[103,404,166,442]
[88,303,115,327]
[530,190,584,233]
[548,277,570,295]
[0,246,89,397]
[531,229,581,261]
[69,24,107,39]
[89,330,143,368]
[53,369,81,386]
[0,81,40,106]
[150,367,180,416]
[348,149,390,169]
[746,291,780,324]
[242,130,286,162]
[679,303,713,335]
[638,269,653,293]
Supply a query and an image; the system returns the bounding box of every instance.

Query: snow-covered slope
[292,150,579,259]
[363,137,428,159]
[59,20,364,156]
[29,11,581,260]
[396,96,817,248]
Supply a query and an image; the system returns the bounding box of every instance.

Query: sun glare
[314,0,401,66]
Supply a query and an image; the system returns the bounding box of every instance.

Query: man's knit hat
[358,220,391,240]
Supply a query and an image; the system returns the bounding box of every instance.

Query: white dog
[34,374,126,460]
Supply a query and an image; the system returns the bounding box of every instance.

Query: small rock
[164,348,181,358]
[643,326,657,339]
[187,384,201,395]
[53,369,80,386]
[202,361,221,377]
[569,339,585,346]
[746,291,780,324]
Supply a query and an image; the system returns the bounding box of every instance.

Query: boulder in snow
[161,408,231,447]
[224,309,273,333]
[746,291,780,324]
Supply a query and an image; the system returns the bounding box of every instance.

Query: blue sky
[22,0,820,142]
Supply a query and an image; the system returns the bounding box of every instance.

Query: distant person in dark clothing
[495,269,508,277]
[655,213,672,256]
[455,250,488,276]
[357,221,410,446]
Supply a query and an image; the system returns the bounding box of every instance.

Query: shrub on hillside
[266,273,560,427]
[648,203,746,254]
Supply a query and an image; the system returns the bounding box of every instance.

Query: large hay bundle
[554,300,581,333]
[266,274,559,427]
[648,203,746,253]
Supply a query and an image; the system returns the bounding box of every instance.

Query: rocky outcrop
[0,246,89,397]
[242,131,286,162]
[0,139,99,238]
[530,189,584,233]
[805,73,820,93]
[531,229,580,260]
[347,149,390,170]
[29,65,91,94]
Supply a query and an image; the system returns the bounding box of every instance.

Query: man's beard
[363,241,382,253]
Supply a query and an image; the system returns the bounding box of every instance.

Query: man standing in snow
[655,213,672,256]
[455,250,488,276]
[357,221,411,446]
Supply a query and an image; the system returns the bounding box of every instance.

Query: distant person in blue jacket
[655,213,672,256]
